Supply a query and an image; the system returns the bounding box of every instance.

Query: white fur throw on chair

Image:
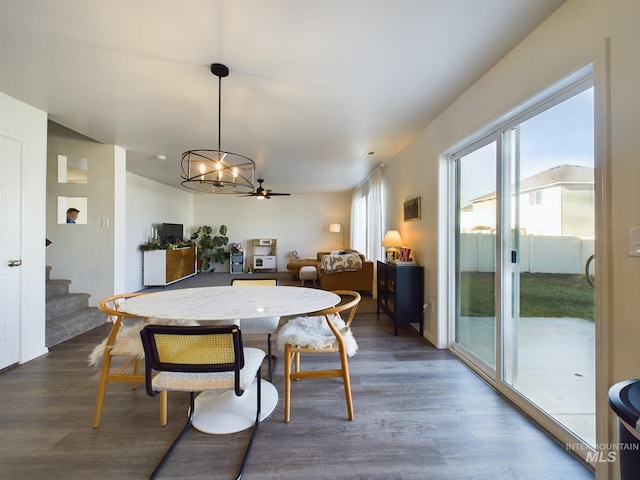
[277,315,358,357]
[88,318,199,367]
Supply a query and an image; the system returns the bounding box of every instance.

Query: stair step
[46,307,107,347]
[46,293,90,321]
[46,279,71,299]
[45,266,106,347]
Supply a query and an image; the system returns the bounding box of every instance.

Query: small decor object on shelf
[230,242,244,253]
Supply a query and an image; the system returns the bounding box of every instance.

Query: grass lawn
[460,272,595,321]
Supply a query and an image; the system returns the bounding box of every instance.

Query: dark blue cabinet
[376,261,424,336]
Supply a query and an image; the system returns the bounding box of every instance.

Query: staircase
[46,266,106,347]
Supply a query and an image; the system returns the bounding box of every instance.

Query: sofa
[315,251,373,293]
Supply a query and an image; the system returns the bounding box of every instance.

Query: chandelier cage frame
[181,63,256,194]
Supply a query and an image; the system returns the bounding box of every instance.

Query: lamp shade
[329,223,342,233]
[382,230,403,247]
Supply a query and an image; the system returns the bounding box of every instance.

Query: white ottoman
[299,265,318,287]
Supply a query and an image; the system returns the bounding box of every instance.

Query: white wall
[191,192,352,271]
[382,1,639,477]
[123,178,351,290]
[46,122,119,306]
[125,173,194,292]
[0,92,47,363]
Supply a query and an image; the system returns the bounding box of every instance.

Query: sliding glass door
[503,87,595,445]
[455,140,497,370]
[452,82,595,447]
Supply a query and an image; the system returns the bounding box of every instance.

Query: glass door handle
[585,254,595,288]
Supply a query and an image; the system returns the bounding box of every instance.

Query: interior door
[0,134,22,369]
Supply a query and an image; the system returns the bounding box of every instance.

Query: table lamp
[329,223,344,248]
[382,230,403,261]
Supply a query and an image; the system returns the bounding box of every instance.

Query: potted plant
[190,225,229,272]
[139,237,193,251]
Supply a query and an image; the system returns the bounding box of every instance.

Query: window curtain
[351,166,384,294]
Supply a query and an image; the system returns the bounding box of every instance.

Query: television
[162,223,183,244]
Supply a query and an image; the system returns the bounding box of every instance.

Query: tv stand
[143,247,196,287]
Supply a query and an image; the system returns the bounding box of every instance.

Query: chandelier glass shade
[181,63,256,194]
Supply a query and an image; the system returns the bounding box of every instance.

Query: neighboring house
[461,165,594,237]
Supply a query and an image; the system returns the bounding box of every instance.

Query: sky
[459,87,594,206]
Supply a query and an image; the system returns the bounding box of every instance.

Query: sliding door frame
[445,62,607,466]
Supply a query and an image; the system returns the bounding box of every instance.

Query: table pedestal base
[192,379,278,434]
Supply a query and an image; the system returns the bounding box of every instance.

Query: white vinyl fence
[460,234,594,274]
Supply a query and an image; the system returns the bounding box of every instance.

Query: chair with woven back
[230,278,280,381]
[139,324,265,480]
[277,290,361,422]
[91,292,167,428]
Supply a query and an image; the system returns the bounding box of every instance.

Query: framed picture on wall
[403,196,421,221]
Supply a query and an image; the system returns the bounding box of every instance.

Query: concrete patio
[457,315,595,446]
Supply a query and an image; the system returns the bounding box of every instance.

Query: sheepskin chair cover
[277,314,358,357]
[152,347,265,392]
[88,318,199,367]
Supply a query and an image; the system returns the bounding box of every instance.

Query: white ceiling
[0,0,564,195]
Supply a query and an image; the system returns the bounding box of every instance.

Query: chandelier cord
[217,71,222,152]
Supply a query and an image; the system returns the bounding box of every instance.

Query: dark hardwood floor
[0,276,594,479]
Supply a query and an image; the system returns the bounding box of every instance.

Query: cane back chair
[139,324,265,479]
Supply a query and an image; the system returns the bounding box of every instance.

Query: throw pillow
[321,252,363,273]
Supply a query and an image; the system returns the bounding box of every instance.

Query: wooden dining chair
[277,290,361,423]
[230,278,280,381]
[139,324,265,480]
[91,292,167,428]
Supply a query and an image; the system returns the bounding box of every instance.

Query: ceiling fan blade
[238,178,290,198]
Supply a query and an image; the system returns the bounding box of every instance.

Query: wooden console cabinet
[377,261,424,336]
[143,247,197,287]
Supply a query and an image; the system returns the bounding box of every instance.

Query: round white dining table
[120,286,340,434]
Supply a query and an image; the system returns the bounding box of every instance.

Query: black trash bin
[608,379,640,479]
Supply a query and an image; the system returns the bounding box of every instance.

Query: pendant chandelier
[181,63,255,193]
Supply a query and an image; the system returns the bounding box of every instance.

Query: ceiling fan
[241,178,291,199]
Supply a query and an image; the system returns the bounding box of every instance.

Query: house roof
[469,164,594,204]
